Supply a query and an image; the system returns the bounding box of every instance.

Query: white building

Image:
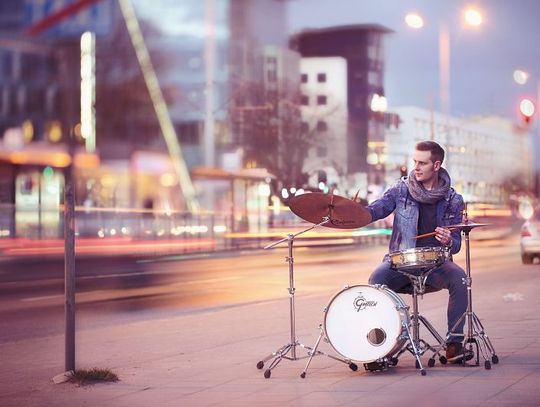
[384,106,533,204]
[300,57,349,190]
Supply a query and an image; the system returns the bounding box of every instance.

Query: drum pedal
[363,360,389,372]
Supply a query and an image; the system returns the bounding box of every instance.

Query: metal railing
[0,204,391,257]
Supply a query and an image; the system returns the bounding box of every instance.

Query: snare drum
[323,285,409,363]
[389,246,448,271]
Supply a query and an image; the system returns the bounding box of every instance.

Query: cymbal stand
[256,217,329,378]
[432,213,499,369]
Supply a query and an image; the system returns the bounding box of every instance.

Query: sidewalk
[1,260,539,406]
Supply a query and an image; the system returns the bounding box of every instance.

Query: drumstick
[414,227,457,239]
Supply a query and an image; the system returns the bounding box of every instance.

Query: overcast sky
[287,0,540,123]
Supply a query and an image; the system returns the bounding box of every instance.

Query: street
[2,233,540,406]
[0,234,527,344]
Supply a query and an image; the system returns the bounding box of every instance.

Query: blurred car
[520,210,540,264]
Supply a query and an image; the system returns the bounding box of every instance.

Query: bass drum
[324,284,409,363]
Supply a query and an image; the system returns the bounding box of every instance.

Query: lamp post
[404,7,483,175]
[405,7,483,117]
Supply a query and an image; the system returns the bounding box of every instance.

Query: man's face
[412,149,441,184]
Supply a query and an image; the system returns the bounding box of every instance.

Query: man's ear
[433,161,442,171]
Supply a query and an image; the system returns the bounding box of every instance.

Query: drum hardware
[256,217,334,379]
[257,192,372,379]
[299,323,358,379]
[427,211,499,369]
[391,261,448,370]
[300,284,417,378]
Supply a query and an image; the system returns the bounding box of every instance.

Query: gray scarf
[407,167,451,204]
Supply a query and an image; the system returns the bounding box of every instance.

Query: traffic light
[519,97,535,124]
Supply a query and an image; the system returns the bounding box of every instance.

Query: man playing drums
[367,141,470,363]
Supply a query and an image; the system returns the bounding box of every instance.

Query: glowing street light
[514,69,530,85]
[404,13,424,29]
[463,7,483,27]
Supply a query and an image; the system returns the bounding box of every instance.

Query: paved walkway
[1,252,539,406]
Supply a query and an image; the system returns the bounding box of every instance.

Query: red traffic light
[519,98,535,123]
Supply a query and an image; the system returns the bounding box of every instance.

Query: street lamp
[404,12,424,29]
[405,7,484,116]
[463,7,483,27]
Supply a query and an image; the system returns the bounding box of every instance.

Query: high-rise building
[0,0,64,145]
[98,0,293,168]
[290,24,392,190]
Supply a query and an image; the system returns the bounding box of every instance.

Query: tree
[230,80,338,202]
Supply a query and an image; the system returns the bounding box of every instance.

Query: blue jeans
[368,259,467,343]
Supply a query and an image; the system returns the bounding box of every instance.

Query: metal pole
[287,234,297,360]
[64,127,76,372]
[439,22,451,117]
[439,22,452,172]
[58,42,79,374]
[204,0,216,168]
[536,80,540,196]
[413,287,420,345]
[464,230,474,340]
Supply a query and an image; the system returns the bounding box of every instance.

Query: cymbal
[288,192,372,229]
[445,221,491,230]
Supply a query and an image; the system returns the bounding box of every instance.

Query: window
[316,95,327,105]
[27,87,45,113]
[45,86,58,115]
[0,51,11,77]
[316,120,328,131]
[0,86,10,116]
[368,71,379,86]
[16,85,26,113]
[300,121,309,133]
[317,73,326,83]
[267,69,277,82]
[368,45,381,61]
[301,73,308,83]
[301,95,309,106]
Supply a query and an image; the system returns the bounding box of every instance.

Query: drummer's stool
[393,267,449,368]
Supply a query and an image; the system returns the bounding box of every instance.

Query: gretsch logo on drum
[353,293,378,312]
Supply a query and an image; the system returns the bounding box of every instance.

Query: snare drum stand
[256,218,329,378]
[432,221,499,369]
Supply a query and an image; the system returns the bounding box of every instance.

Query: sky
[287,0,540,123]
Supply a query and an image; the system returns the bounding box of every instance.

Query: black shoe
[446,342,474,364]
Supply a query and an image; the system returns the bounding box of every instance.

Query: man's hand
[435,226,452,247]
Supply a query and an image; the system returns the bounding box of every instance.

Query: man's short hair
[415,141,445,164]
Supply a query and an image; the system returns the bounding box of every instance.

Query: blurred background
[0,0,538,256]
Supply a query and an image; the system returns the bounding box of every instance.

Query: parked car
[520,210,540,264]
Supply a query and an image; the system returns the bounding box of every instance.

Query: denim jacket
[367,177,464,255]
